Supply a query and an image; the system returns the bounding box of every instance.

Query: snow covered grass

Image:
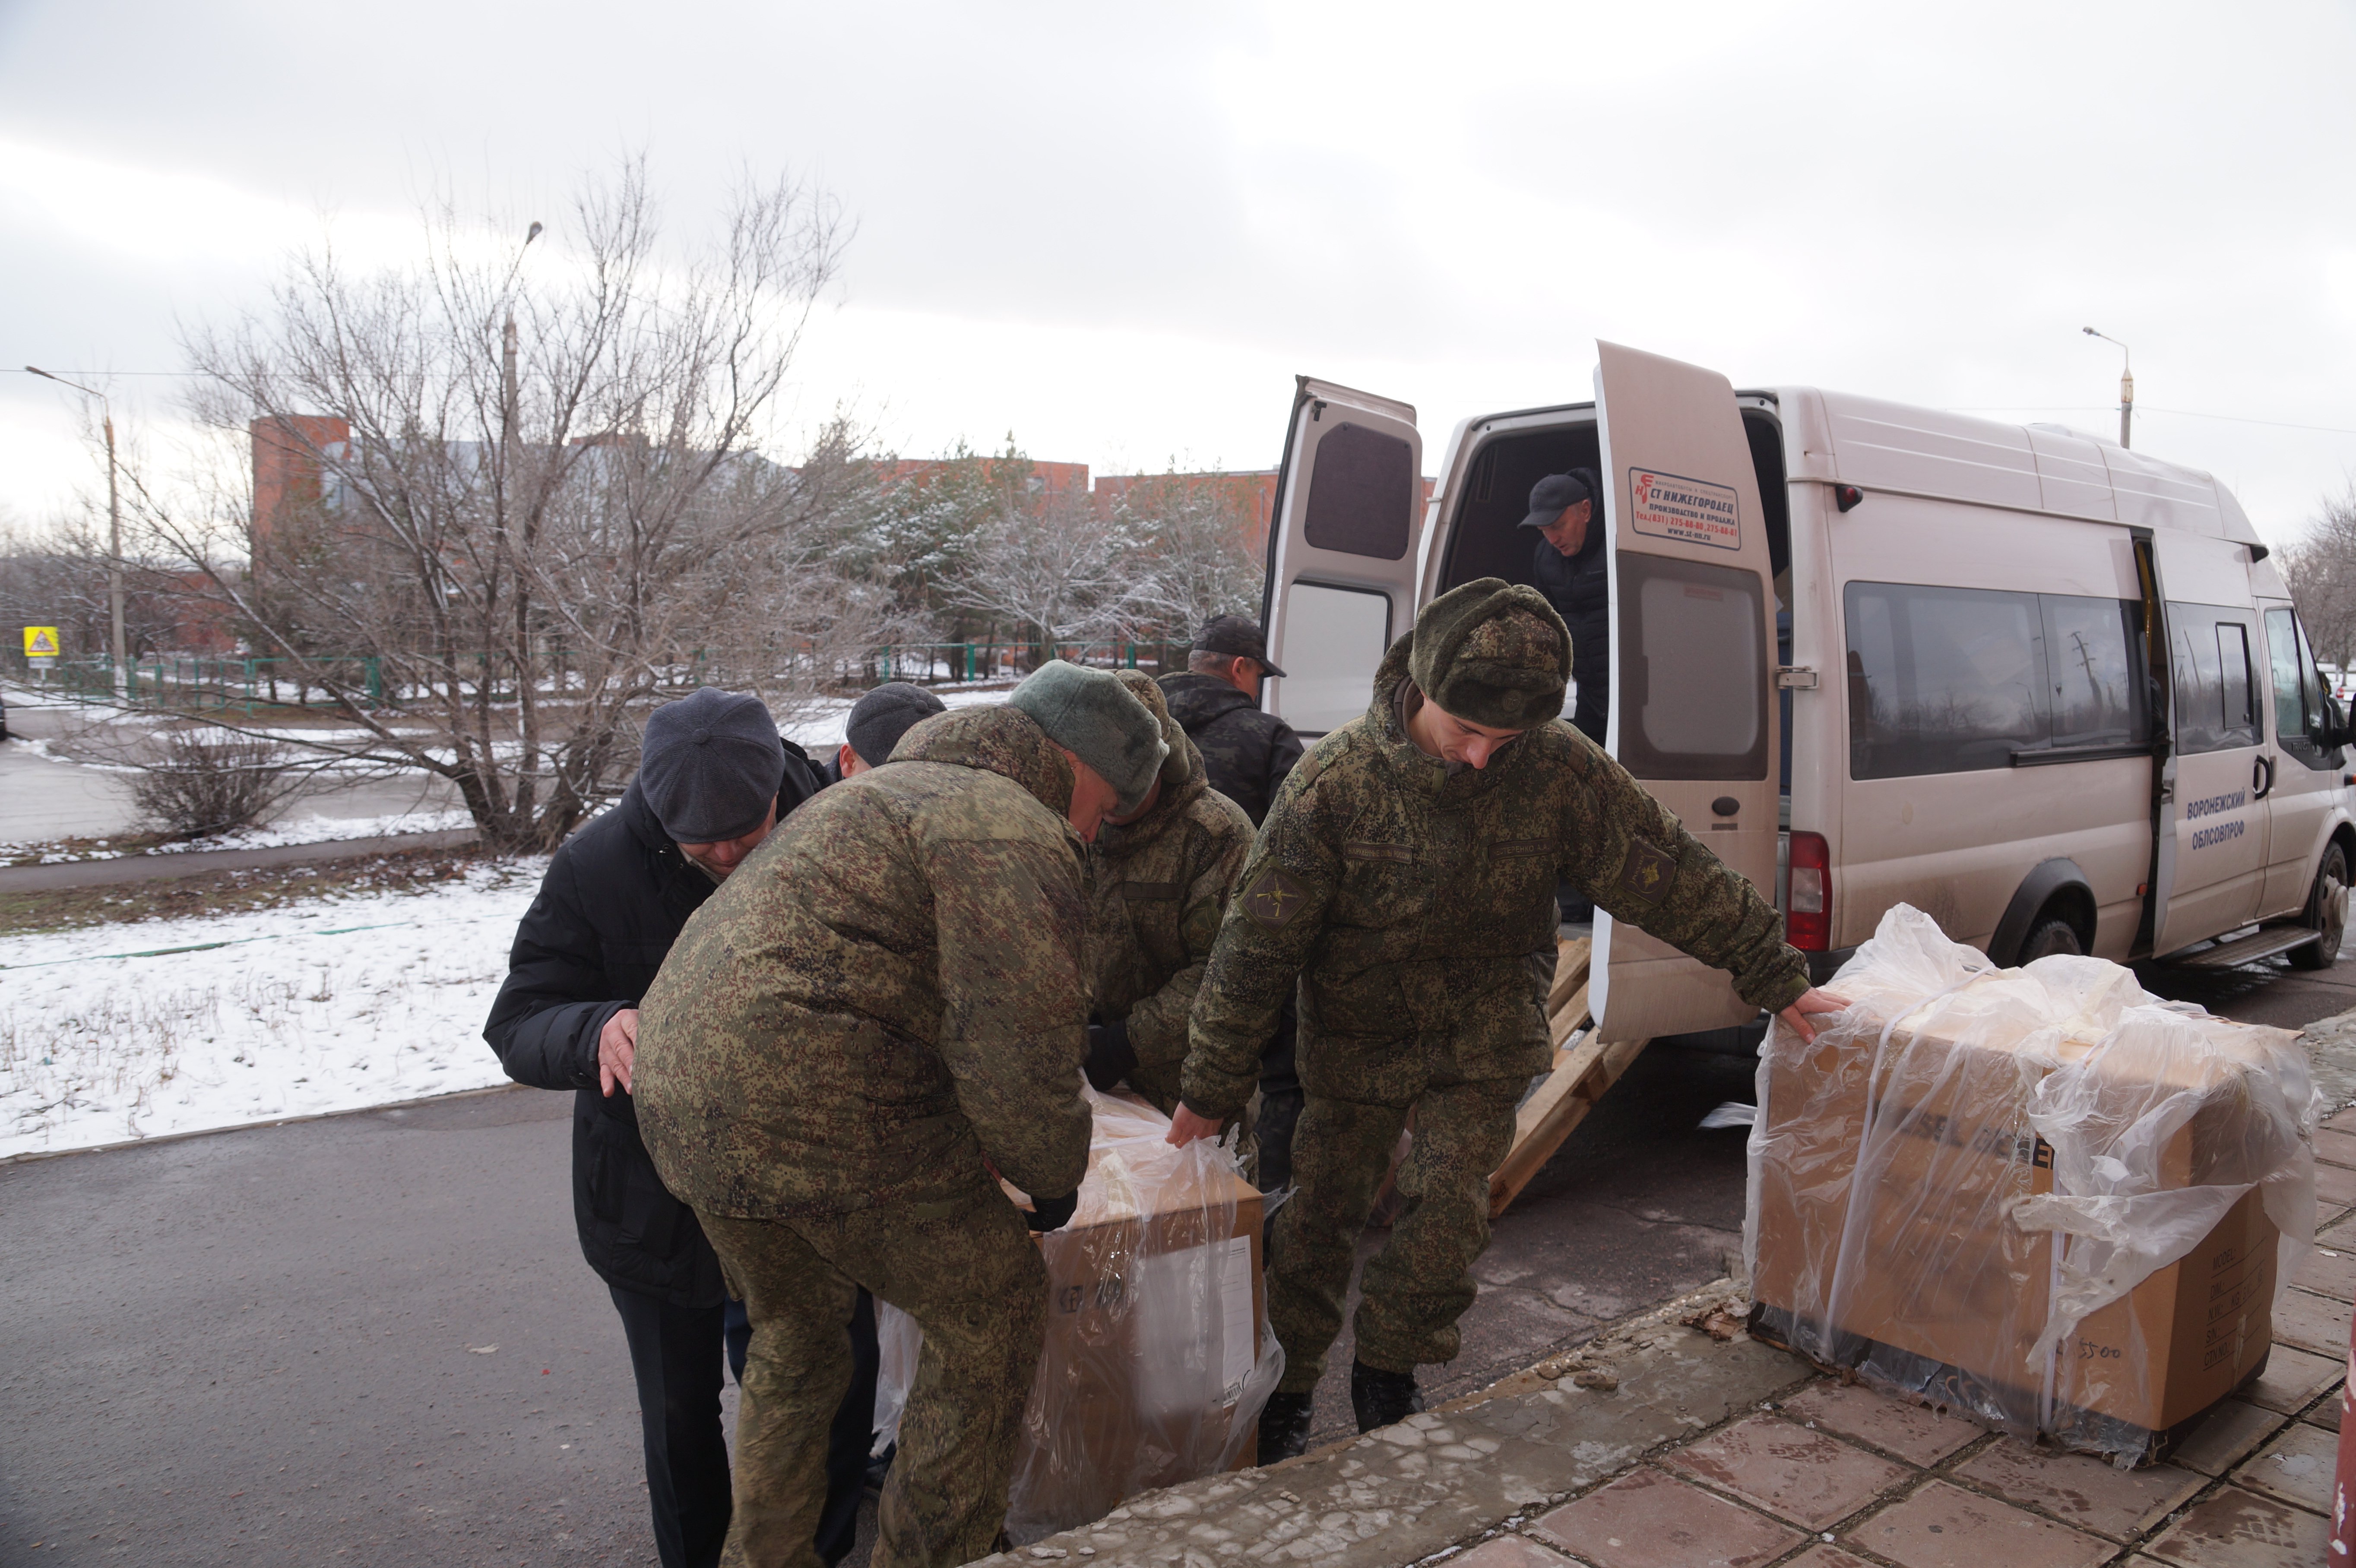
[779,681,1015,753]
[0,808,478,866]
[0,856,548,1159]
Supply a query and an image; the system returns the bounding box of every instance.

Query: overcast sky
[4,1,2354,542]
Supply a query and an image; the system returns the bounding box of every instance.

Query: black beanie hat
[846,681,948,766]
[638,689,787,843]
[1406,578,1571,731]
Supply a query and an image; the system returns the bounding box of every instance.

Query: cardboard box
[873,1091,1274,1542]
[1750,980,2286,1461]
[1007,1135,1266,1539]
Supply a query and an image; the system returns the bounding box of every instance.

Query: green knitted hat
[1407,578,1571,730]
[1009,661,1170,815]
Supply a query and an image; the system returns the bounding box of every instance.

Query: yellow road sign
[22,626,60,659]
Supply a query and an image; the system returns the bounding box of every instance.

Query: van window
[1274,581,1391,735]
[1844,582,2154,777]
[1844,582,2047,778]
[2168,604,2259,754]
[1302,422,1414,561]
[1617,552,1767,780]
[2265,608,2306,740]
[2042,595,2148,749]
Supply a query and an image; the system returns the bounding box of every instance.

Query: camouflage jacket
[1086,730,1255,1111]
[633,705,1094,1218]
[1180,635,1810,1116]
[1158,672,1304,827]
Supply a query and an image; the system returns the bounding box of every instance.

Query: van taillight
[1787,831,1830,952]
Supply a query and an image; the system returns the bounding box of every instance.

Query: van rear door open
[1260,378,1425,738]
[1590,343,1784,1040]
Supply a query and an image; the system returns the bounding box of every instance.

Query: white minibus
[1257,344,2355,1045]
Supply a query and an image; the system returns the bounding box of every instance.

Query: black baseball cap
[1191,614,1286,679]
[1518,469,1599,530]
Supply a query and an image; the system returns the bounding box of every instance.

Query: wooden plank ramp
[1486,935,1650,1220]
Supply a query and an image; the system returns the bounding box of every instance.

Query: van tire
[2286,844,2349,972]
[2017,914,2084,963]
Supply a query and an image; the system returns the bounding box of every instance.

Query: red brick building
[249,414,350,565]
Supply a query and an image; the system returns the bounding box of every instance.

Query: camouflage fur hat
[1115,668,1193,790]
[1009,660,1169,816]
[1407,578,1571,731]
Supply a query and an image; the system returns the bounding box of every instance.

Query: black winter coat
[1156,672,1305,828]
[483,745,825,1306]
[1531,529,1610,745]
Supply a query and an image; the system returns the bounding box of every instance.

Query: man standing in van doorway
[1523,469,1609,746]
[1166,580,1846,1458]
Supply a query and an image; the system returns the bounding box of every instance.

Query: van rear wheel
[2017,914,2084,962]
[2286,844,2349,972]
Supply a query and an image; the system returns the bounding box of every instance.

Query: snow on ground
[0,857,548,1159]
[778,682,1013,754]
[0,808,478,866]
[0,683,1051,1157]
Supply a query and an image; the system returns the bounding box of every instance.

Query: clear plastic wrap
[874,1087,1283,1543]
[1746,904,2319,1464]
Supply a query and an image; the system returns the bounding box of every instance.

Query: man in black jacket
[484,688,870,1568]
[1156,615,1304,829]
[1523,469,1608,746]
[1157,616,1307,1189]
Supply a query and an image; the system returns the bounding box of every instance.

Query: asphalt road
[5,938,2352,1567]
[0,704,460,845]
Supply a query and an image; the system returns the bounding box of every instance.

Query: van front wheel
[2286,844,2349,972]
[2018,914,2084,962]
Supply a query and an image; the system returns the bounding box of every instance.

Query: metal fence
[7,640,1194,714]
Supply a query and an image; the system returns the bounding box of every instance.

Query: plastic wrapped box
[874,1088,1283,1542]
[1747,904,2319,1464]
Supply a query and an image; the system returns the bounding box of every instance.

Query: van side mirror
[2323,694,2354,752]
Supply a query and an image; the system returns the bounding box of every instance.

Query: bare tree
[0,515,191,665]
[112,159,850,850]
[948,455,1137,664]
[2283,486,2356,673]
[1102,470,1264,640]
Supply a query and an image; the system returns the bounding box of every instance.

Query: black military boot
[1350,1359,1424,1433]
[1257,1390,1315,1463]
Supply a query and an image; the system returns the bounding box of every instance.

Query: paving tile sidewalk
[975,1106,2356,1568]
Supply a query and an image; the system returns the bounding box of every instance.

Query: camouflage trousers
[1267,1071,1524,1392]
[698,1178,1046,1568]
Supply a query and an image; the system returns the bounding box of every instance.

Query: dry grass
[0,843,495,939]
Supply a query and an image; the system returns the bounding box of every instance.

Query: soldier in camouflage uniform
[1080,670,1256,1119]
[1168,579,1845,1456]
[634,666,1168,1568]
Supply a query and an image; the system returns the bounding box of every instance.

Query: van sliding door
[1590,343,1782,1041]
[2153,599,2270,950]
[1260,378,1425,738]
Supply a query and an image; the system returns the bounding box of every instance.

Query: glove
[1026,1189,1079,1233]
[1083,1020,1136,1092]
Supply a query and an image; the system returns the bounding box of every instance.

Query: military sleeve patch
[1619,838,1677,904]
[1243,866,1313,930]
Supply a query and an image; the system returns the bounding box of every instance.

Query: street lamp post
[26,366,127,694]
[2081,327,2134,450]
[502,220,543,449]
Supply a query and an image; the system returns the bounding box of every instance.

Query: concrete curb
[973,1279,1816,1567]
[0,1081,535,1168]
[0,828,481,892]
